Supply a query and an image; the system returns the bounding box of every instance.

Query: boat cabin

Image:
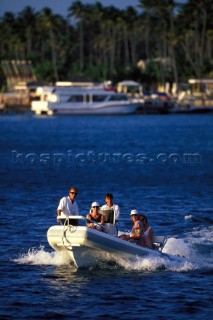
[47,88,128,104]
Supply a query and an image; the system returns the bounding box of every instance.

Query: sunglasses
[70,192,77,195]
[92,206,99,208]
[140,218,145,221]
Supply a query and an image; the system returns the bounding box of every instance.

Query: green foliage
[34,61,55,83]
[0,0,212,89]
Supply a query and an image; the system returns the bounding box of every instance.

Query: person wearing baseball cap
[130,209,139,216]
[119,209,144,244]
[86,201,105,231]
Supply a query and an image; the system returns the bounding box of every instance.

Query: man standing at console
[101,193,120,225]
[57,187,79,225]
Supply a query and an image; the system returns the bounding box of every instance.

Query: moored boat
[47,216,185,268]
[31,86,139,115]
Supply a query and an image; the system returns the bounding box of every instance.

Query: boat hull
[50,102,139,115]
[47,225,183,268]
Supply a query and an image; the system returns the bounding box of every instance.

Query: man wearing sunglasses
[57,187,79,225]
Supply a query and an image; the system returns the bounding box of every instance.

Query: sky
[0,0,141,17]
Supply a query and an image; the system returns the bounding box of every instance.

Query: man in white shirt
[57,187,79,225]
[101,193,120,225]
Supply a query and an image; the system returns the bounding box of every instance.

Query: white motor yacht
[31,86,139,115]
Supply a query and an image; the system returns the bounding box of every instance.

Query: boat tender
[47,216,185,268]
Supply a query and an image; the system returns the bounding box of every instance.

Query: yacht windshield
[108,95,128,101]
[92,95,107,102]
[67,95,84,102]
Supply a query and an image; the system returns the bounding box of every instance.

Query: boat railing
[57,216,167,246]
[57,215,118,236]
[57,215,87,226]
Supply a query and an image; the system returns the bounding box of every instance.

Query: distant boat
[174,78,213,113]
[171,105,213,114]
[31,85,139,115]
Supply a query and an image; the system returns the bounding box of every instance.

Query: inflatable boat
[47,216,184,268]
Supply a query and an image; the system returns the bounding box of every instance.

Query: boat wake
[114,255,194,272]
[13,246,70,266]
[116,226,213,272]
[13,226,213,272]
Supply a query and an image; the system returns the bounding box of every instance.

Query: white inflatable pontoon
[47,216,184,268]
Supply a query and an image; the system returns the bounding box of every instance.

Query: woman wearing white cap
[86,202,105,231]
[119,209,144,244]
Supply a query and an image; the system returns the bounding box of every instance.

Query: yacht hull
[50,102,139,115]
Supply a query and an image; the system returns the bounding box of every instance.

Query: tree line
[0,0,212,90]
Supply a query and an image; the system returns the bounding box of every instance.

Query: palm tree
[100,6,121,79]
[38,8,60,81]
[68,0,85,72]
[138,0,179,86]
[122,6,139,67]
[176,0,212,78]
[16,6,36,56]
[0,12,16,58]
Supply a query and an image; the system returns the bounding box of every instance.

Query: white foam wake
[115,255,195,272]
[162,238,191,258]
[13,226,213,272]
[185,225,213,246]
[13,246,70,266]
[114,229,213,272]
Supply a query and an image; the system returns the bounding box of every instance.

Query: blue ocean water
[0,114,213,319]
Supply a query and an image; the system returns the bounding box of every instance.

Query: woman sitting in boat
[119,209,144,244]
[139,214,154,249]
[86,202,105,231]
[119,210,154,249]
